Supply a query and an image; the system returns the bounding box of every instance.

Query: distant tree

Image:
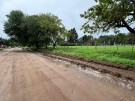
[78,35,93,45]
[0,38,16,47]
[127,33,135,44]
[67,28,78,43]
[98,35,115,45]
[81,0,135,35]
[117,33,126,45]
[82,35,88,45]
[87,35,94,45]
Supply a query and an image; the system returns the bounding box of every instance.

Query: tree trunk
[122,20,135,34]
[45,44,48,49]
[53,42,56,48]
[36,42,39,49]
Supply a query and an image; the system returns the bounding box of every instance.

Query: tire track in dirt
[10,52,71,101]
[0,51,16,101]
[24,53,97,101]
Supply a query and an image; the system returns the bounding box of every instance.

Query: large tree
[4,10,28,45]
[39,13,66,48]
[81,0,135,35]
[4,10,66,49]
[24,15,42,48]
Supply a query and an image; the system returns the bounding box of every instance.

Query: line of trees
[63,33,135,46]
[78,33,135,46]
[98,33,135,46]
[4,10,67,49]
[0,37,17,48]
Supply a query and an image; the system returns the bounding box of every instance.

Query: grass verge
[40,46,135,67]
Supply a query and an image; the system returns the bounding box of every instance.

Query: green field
[42,45,135,67]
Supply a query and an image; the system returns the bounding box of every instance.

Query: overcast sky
[0,0,97,39]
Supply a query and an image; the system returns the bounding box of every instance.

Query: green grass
[42,45,135,67]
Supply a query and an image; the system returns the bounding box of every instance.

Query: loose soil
[37,51,135,81]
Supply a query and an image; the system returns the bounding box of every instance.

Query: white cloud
[0,0,96,38]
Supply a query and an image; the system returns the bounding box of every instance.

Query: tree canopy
[4,10,66,49]
[80,0,135,35]
[4,10,26,44]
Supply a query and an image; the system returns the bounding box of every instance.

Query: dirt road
[0,48,134,101]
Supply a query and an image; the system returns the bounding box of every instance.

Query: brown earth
[40,52,135,81]
[0,48,135,101]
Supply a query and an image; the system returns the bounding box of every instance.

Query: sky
[0,0,97,39]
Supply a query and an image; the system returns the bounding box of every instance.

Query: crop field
[44,45,135,67]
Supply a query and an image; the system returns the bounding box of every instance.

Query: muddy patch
[36,52,135,91]
[52,58,135,91]
[77,67,135,91]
